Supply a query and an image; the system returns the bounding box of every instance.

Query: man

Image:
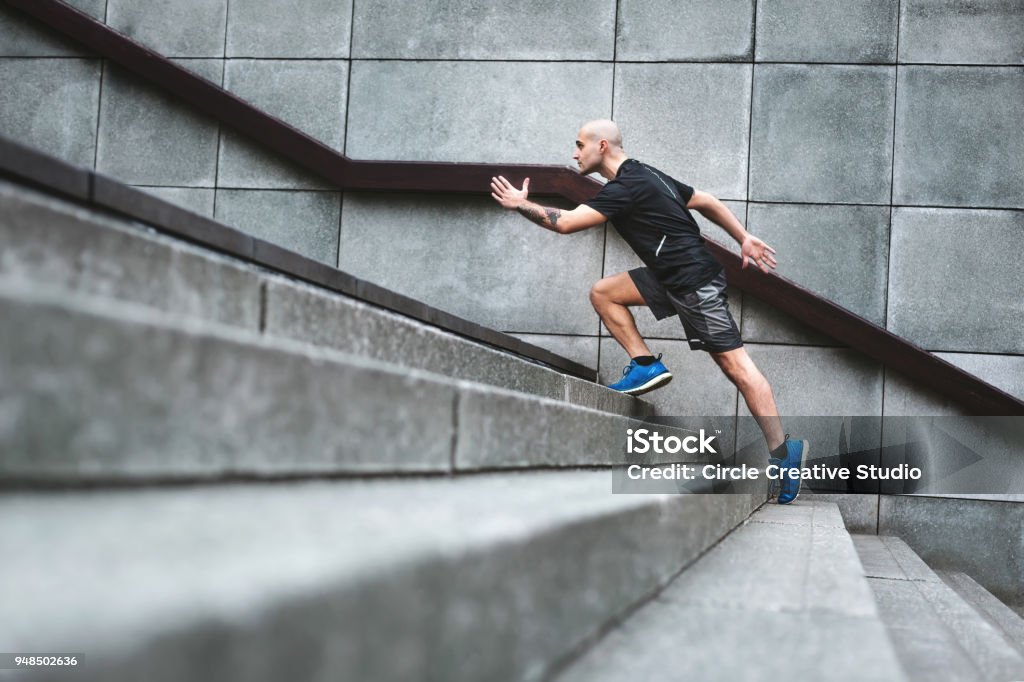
[490,119,808,504]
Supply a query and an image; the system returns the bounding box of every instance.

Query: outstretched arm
[490,176,607,234]
[687,189,778,272]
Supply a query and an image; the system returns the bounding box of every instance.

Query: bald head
[580,119,624,151]
[574,119,627,178]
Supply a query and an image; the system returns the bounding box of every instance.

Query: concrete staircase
[2,161,1020,681]
[854,534,1024,681]
[0,175,689,481]
[0,167,758,679]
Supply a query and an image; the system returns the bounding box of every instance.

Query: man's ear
[599,139,608,153]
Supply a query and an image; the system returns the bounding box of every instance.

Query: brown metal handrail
[6,0,1024,415]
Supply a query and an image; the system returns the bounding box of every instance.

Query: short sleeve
[672,178,695,204]
[583,181,633,221]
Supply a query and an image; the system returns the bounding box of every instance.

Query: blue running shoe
[607,354,673,396]
[772,435,809,505]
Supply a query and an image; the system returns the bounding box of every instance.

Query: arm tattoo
[516,204,545,223]
[516,203,562,230]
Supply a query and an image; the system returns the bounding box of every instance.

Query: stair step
[0,282,700,482]
[264,275,647,417]
[853,534,1024,681]
[0,471,751,682]
[0,177,648,417]
[553,501,906,681]
[938,570,1024,657]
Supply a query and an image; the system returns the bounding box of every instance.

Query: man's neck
[598,154,628,181]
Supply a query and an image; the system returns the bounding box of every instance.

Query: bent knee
[589,278,614,305]
[590,273,643,308]
[714,350,754,377]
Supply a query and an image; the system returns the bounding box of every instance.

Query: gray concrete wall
[878,494,1024,610]
[1,0,1022,423]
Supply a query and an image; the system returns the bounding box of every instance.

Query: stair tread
[938,570,1024,655]
[853,534,1024,681]
[0,471,749,681]
[555,502,906,682]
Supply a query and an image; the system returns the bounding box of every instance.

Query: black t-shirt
[584,159,723,295]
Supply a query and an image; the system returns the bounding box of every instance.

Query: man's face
[573,130,601,174]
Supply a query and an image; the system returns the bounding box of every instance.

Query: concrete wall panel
[899,0,1024,65]
[352,0,615,60]
[218,59,348,189]
[937,353,1024,403]
[879,402,1024,499]
[879,496,1024,608]
[96,59,221,187]
[0,58,100,168]
[346,61,612,164]
[741,203,890,345]
[887,207,1024,353]
[223,57,345,132]
[339,193,604,334]
[617,0,754,61]
[754,0,898,63]
[217,144,333,190]
[882,368,967,417]
[722,197,891,348]
[614,64,751,200]
[508,334,600,373]
[741,345,884,416]
[106,0,227,58]
[226,0,352,58]
[0,2,106,57]
[698,201,749,254]
[740,295,841,347]
[215,190,341,265]
[749,65,895,204]
[893,66,1024,208]
[738,345,884,471]
[136,187,215,218]
[63,0,109,18]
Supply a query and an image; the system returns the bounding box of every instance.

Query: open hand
[490,176,530,209]
[741,235,778,272]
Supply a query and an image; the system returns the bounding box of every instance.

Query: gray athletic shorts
[629,267,744,353]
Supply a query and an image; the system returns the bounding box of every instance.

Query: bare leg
[710,347,785,451]
[590,273,652,358]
